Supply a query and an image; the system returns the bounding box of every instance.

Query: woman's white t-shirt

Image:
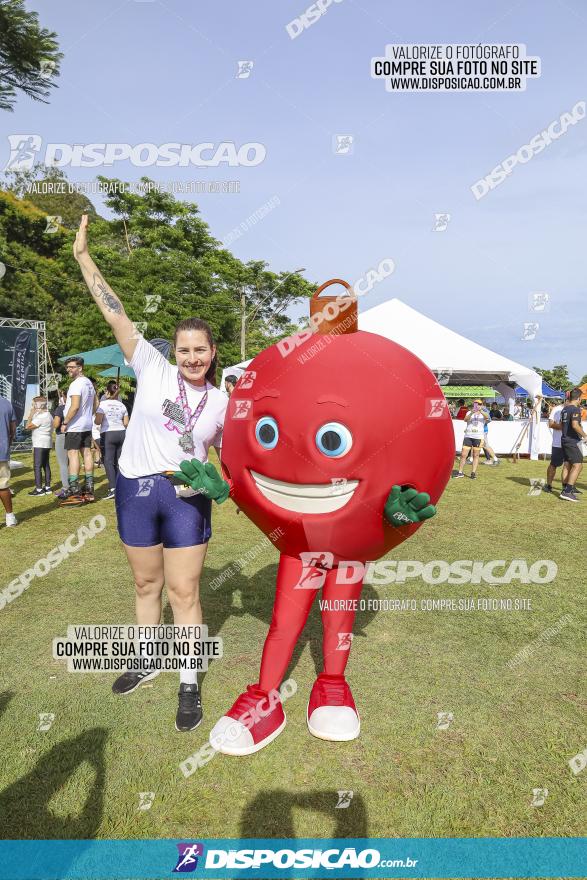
[118,336,228,479]
[97,399,128,433]
[464,411,486,439]
[30,410,53,448]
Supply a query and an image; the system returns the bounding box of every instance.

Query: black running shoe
[559,488,579,503]
[470,473,477,480]
[175,682,203,732]
[112,666,160,695]
[28,487,45,496]
[543,484,553,493]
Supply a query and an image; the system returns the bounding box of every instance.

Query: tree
[0,0,62,112]
[0,174,314,382]
[3,165,97,229]
[96,177,312,360]
[532,365,571,391]
[0,190,82,366]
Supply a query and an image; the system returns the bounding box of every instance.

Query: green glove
[384,485,436,527]
[174,459,230,504]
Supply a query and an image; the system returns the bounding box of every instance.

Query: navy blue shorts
[561,440,583,465]
[551,446,564,468]
[115,473,212,548]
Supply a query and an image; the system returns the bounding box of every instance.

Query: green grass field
[0,452,584,851]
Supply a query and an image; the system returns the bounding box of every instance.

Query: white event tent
[358,298,542,398]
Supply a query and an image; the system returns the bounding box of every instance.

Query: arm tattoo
[91,272,123,314]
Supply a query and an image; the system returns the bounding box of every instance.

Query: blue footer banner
[0,838,585,879]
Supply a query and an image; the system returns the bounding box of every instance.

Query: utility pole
[240,288,246,361]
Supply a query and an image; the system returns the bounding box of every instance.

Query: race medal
[176,372,208,456]
[179,432,195,454]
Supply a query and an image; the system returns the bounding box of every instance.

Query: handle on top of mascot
[310,278,358,336]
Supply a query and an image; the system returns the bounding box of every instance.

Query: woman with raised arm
[74,214,229,731]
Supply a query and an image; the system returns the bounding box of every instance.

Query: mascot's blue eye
[255,417,279,449]
[315,423,353,458]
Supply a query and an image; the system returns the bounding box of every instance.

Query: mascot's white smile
[249,470,358,514]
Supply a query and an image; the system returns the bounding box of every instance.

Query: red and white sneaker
[307,673,360,741]
[209,684,286,756]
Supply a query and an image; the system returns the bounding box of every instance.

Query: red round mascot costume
[181,280,455,755]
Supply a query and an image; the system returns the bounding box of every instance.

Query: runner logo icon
[173,843,204,872]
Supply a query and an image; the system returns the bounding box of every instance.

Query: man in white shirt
[60,356,97,505]
[25,397,53,496]
[543,401,567,493]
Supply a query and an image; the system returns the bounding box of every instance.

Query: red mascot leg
[320,565,364,674]
[306,564,363,742]
[258,553,322,692]
[209,553,324,756]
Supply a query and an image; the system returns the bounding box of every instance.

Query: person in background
[489,402,502,420]
[91,420,102,467]
[559,387,587,502]
[524,398,533,418]
[480,400,499,466]
[544,399,569,495]
[502,406,513,421]
[455,398,468,420]
[453,400,489,479]
[90,379,104,468]
[0,396,17,527]
[60,356,97,506]
[512,401,522,419]
[224,374,238,397]
[124,388,135,415]
[24,397,53,496]
[52,388,70,499]
[95,380,129,500]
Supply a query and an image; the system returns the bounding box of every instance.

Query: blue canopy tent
[59,339,170,381]
[515,379,563,398]
[58,343,128,380]
[99,365,136,379]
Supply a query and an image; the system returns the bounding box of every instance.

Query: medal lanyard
[177,371,208,436]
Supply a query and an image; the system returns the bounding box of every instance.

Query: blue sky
[5,0,587,379]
